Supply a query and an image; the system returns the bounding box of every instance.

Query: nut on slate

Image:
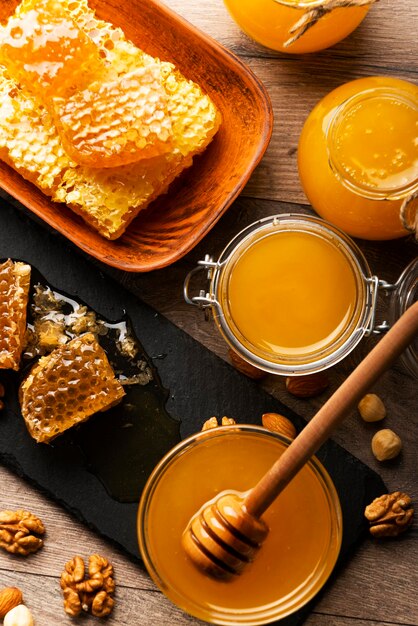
[262,413,296,439]
[61,554,115,618]
[371,429,402,461]
[285,372,329,398]
[202,416,236,431]
[3,604,34,626]
[228,349,266,380]
[0,510,45,556]
[0,587,23,618]
[365,491,414,538]
[358,393,386,422]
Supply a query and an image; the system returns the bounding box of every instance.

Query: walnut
[0,510,45,556]
[60,554,115,618]
[201,416,236,431]
[365,492,414,538]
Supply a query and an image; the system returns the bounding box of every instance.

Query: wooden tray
[0,0,273,272]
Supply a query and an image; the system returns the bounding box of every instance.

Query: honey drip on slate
[20,262,180,503]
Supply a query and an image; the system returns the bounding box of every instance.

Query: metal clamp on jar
[184,214,417,377]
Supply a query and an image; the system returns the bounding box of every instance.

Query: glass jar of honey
[298,76,418,240]
[389,257,417,378]
[138,425,342,625]
[223,0,370,53]
[184,214,395,376]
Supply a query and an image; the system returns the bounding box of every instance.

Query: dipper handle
[244,301,418,518]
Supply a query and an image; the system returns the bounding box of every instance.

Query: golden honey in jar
[138,426,342,625]
[223,0,370,53]
[185,215,378,376]
[298,76,418,240]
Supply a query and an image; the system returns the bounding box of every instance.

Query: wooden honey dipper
[182,301,418,581]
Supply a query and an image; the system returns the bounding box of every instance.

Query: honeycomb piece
[19,333,125,443]
[52,65,173,168]
[0,0,105,100]
[0,259,31,371]
[0,0,221,239]
[0,66,74,192]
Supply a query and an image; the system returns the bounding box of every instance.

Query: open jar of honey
[138,425,342,625]
[223,0,370,53]
[298,76,418,240]
[184,214,400,376]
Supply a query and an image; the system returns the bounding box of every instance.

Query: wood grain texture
[163,0,418,204]
[1,0,417,625]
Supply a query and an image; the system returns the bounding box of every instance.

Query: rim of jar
[390,257,418,378]
[210,214,374,376]
[137,424,343,625]
[326,86,418,201]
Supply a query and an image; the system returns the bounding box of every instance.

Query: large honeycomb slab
[0,259,31,371]
[52,64,173,168]
[19,332,125,443]
[0,0,221,239]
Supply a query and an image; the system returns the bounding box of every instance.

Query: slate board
[0,200,386,626]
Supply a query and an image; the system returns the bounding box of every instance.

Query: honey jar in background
[223,0,370,53]
[298,76,418,240]
[388,257,418,378]
[138,425,342,625]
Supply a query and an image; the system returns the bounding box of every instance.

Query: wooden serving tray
[0,202,386,626]
[0,0,272,271]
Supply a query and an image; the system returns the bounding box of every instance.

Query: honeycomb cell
[0,0,222,239]
[19,332,125,443]
[0,0,104,100]
[52,65,172,168]
[0,259,31,371]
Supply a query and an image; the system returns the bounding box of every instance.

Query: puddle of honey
[16,261,181,503]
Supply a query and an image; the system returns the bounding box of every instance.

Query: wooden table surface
[1,0,417,625]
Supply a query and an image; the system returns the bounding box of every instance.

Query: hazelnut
[371,429,402,461]
[262,413,296,439]
[358,394,386,422]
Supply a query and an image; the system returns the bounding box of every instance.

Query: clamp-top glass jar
[184,214,413,376]
[298,76,418,240]
[389,257,417,378]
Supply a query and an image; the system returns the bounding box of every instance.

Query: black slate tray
[0,201,386,625]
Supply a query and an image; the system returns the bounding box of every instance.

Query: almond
[285,373,329,398]
[262,413,296,439]
[228,349,266,380]
[0,587,23,619]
